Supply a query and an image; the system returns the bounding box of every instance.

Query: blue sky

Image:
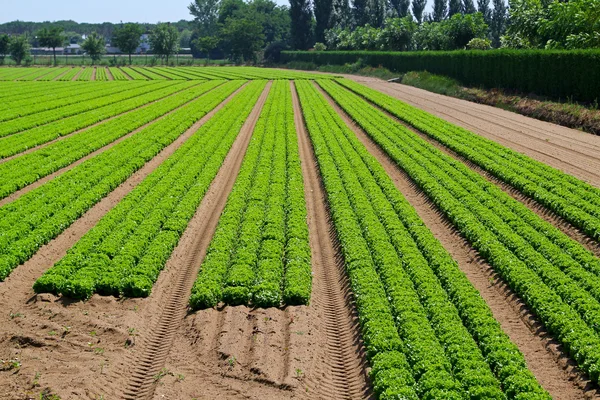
[2,0,433,24]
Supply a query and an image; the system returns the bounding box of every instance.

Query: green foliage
[281,49,600,102]
[298,79,548,398]
[433,0,447,22]
[412,0,427,24]
[336,77,600,386]
[150,23,179,63]
[220,16,264,62]
[37,27,66,65]
[466,37,491,49]
[112,23,143,64]
[32,81,251,299]
[82,32,105,62]
[8,35,30,65]
[314,42,326,51]
[189,0,221,36]
[325,17,416,51]
[0,34,9,64]
[290,0,313,50]
[505,0,600,50]
[189,81,311,310]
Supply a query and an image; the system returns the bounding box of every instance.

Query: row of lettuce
[0,81,227,199]
[295,80,548,399]
[0,81,202,159]
[0,66,332,82]
[0,80,158,136]
[318,79,600,385]
[0,80,245,281]
[337,79,600,241]
[33,81,266,298]
[189,81,312,309]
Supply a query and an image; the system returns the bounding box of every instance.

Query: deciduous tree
[37,27,65,65]
[112,23,143,64]
[0,34,9,65]
[188,0,220,36]
[150,23,179,63]
[82,32,105,62]
[9,34,30,65]
[448,0,463,17]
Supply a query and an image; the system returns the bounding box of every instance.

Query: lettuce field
[0,66,599,400]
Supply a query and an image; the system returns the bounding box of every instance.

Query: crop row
[0,80,244,281]
[120,67,147,80]
[296,80,549,399]
[0,82,126,122]
[33,81,265,299]
[0,80,157,138]
[95,67,109,81]
[189,81,311,309]
[337,78,600,240]
[57,68,81,81]
[0,81,229,199]
[77,67,94,81]
[15,68,57,81]
[320,80,600,384]
[0,81,192,158]
[109,67,129,80]
[134,67,166,80]
[37,67,72,81]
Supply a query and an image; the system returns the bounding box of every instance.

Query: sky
[2,0,434,24]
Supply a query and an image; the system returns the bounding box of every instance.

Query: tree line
[0,23,184,65]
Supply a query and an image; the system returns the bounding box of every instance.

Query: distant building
[136,34,151,54]
[64,44,81,55]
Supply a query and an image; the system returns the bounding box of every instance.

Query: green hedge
[281,49,600,102]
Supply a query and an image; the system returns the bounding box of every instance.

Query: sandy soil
[316,82,600,399]
[357,80,600,188]
[0,85,245,400]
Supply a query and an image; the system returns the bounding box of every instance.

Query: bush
[467,38,492,50]
[314,42,327,51]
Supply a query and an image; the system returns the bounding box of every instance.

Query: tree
[9,35,30,65]
[463,0,477,14]
[112,23,142,64]
[477,0,492,24]
[412,0,427,24]
[447,12,488,47]
[368,0,387,27]
[188,0,220,36]
[448,0,463,17]
[379,16,417,50]
[490,0,507,47]
[353,0,369,26]
[314,0,333,42]
[433,0,447,21]
[290,0,313,49]
[37,27,65,65]
[150,23,180,63]
[193,35,219,61]
[390,0,411,17]
[180,29,193,48]
[0,34,9,65]
[329,0,351,28]
[82,32,105,62]
[221,16,264,62]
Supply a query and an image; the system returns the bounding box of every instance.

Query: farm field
[0,67,599,400]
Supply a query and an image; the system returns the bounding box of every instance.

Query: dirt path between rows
[105,67,114,81]
[357,80,600,188]
[0,85,245,400]
[316,83,598,400]
[147,81,372,400]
